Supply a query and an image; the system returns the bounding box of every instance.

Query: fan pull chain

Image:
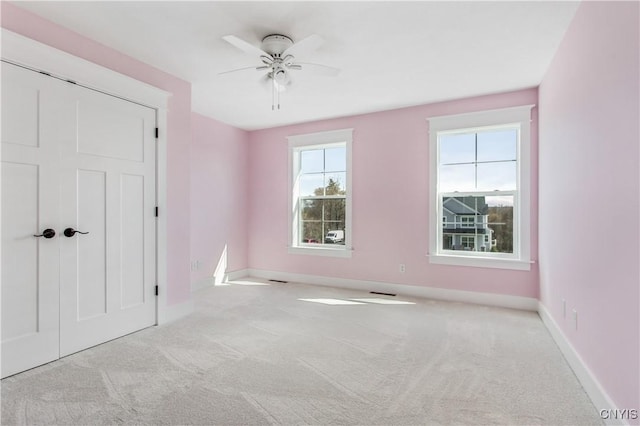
[271,76,281,111]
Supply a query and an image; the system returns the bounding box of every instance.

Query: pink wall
[190,113,249,284]
[248,89,539,298]
[5,0,637,413]
[539,1,639,413]
[1,3,193,305]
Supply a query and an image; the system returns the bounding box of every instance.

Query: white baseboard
[243,268,538,311]
[157,298,194,325]
[226,268,250,282]
[538,303,626,426]
[191,277,214,292]
[190,269,251,293]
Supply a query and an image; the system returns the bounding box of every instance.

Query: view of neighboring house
[442,196,495,251]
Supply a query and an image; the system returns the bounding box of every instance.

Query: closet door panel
[1,63,60,378]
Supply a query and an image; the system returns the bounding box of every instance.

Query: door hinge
[155,127,159,139]
[155,206,158,217]
[155,285,159,296]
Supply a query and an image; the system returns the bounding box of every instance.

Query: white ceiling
[12,1,580,131]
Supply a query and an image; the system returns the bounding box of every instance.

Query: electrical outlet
[399,264,406,273]
[562,299,566,318]
[572,309,578,330]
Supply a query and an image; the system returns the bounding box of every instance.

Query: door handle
[33,228,56,239]
[63,228,89,238]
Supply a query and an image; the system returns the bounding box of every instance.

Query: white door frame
[1,29,173,324]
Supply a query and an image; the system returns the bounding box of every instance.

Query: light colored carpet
[1,278,602,425]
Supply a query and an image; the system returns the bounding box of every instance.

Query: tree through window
[288,129,353,256]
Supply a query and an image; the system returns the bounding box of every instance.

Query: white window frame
[428,105,533,270]
[288,128,353,258]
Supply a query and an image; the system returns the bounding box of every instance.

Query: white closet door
[1,61,157,376]
[56,74,157,357]
[1,63,61,377]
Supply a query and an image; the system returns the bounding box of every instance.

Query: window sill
[288,245,353,258]
[427,253,532,271]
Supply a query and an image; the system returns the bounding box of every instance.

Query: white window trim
[288,128,353,258]
[427,105,534,271]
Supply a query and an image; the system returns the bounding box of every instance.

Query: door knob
[63,228,89,238]
[33,228,56,239]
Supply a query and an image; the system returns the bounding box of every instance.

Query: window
[428,105,533,270]
[460,216,475,228]
[288,129,353,257]
[461,236,475,250]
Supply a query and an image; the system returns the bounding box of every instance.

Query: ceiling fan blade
[296,62,341,77]
[218,65,267,75]
[283,34,324,58]
[222,35,269,58]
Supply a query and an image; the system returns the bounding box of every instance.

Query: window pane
[300,198,346,245]
[301,221,323,244]
[476,161,516,191]
[439,164,475,192]
[301,199,322,220]
[486,195,514,254]
[477,129,517,162]
[325,147,346,172]
[300,174,324,196]
[442,195,492,252]
[439,133,475,164]
[442,234,453,250]
[301,149,324,173]
[325,172,346,195]
[323,199,346,221]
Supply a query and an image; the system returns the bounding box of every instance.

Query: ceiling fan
[220,34,340,110]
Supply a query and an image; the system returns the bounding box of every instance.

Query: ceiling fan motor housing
[262,34,293,56]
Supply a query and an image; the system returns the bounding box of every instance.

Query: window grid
[437,125,520,258]
[297,146,346,246]
[428,105,532,270]
[288,128,353,257]
[440,133,519,188]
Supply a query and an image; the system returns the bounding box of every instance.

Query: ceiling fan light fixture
[273,68,289,85]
